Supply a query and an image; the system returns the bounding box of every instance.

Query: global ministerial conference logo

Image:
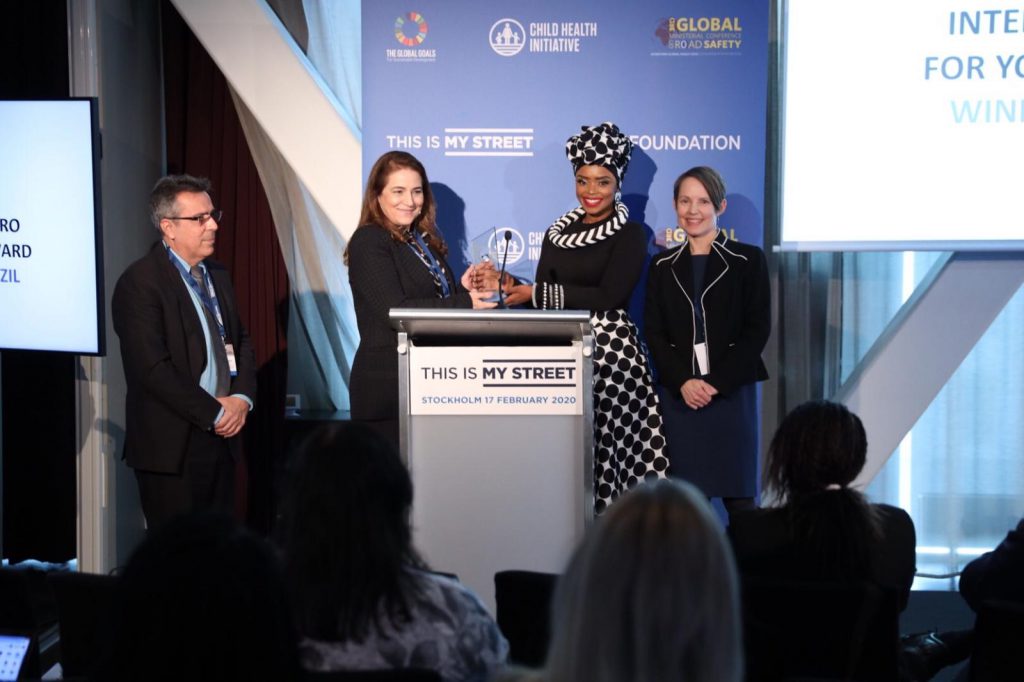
[652,14,744,57]
[489,18,526,56]
[394,12,428,46]
[387,11,436,62]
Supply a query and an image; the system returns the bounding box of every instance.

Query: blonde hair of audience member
[539,479,742,682]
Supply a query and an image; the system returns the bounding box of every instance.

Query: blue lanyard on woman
[408,229,451,298]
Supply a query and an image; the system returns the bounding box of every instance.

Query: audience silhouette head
[543,479,742,682]
[279,421,422,642]
[765,398,867,500]
[278,422,508,679]
[761,399,881,579]
[102,511,298,681]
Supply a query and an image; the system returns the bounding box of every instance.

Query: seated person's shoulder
[729,506,784,532]
[728,508,790,553]
[872,503,916,535]
[1009,518,1024,539]
[411,570,509,668]
[414,570,494,620]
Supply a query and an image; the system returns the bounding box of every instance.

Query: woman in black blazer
[644,166,770,517]
[345,151,495,445]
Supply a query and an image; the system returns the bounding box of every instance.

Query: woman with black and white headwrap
[503,122,669,514]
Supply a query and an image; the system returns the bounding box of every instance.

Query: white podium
[390,309,594,611]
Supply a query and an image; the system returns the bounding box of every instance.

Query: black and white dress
[532,202,669,513]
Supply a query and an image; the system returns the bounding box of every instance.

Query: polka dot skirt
[591,309,669,514]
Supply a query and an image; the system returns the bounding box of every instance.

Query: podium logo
[490,18,526,56]
[490,228,526,265]
[394,12,428,46]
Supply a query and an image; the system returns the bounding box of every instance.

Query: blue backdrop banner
[362,0,769,313]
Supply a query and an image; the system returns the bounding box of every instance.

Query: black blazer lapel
[704,243,729,293]
[670,244,697,307]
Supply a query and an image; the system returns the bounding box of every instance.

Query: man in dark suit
[112,174,256,529]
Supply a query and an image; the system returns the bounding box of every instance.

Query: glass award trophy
[469,228,502,303]
[470,227,500,266]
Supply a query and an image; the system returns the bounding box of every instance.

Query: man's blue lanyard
[408,229,451,297]
[166,248,228,341]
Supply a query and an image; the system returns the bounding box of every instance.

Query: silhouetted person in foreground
[278,422,507,681]
[729,400,916,608]
[97,511,298,681]
[903,516,1024,680]
[505,479,742,682]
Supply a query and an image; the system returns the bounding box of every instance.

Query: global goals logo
[388,11,436,62]
[394,12,428,45]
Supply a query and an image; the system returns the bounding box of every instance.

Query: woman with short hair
[645,165,771,518]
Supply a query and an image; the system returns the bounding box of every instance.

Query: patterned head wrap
[565,121,633,185]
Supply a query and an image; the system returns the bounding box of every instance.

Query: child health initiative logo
[489,228,526,266]
[489,17,598,56]
[489,18,526,56]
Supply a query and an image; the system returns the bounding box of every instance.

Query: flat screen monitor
[780,1,1024,251]
[0,98,104,354]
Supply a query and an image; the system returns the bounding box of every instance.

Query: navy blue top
[691,254,708,344]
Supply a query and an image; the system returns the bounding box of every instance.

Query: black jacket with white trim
[644,229,770,396]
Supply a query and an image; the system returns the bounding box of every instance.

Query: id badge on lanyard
[694,342,710,376]
[225,343,238,376]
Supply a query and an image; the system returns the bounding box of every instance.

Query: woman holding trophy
[345,151,496,446]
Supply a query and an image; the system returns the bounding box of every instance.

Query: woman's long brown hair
[344,151,448,265]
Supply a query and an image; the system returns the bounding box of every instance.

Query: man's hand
[214,396,249,437]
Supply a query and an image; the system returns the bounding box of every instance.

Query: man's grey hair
[149,174,212,229]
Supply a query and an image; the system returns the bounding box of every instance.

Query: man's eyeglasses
[164,209,223,225]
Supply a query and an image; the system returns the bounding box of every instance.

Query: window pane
[843,251,1023,589]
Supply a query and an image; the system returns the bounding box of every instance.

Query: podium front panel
[407,413,585,613]
[393,310,593,612]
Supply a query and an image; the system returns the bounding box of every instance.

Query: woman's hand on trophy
[464,261,501,292]
[469,288,498,309]
[503,283,534,307]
